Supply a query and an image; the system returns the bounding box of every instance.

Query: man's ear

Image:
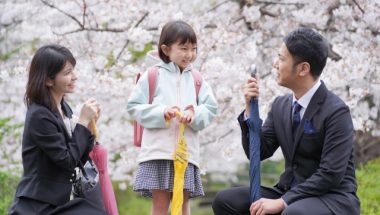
[46,78,54,87]
[298,62,311,77]
[161,44,170,56]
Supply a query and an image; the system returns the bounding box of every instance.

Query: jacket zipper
[174,70,182,151]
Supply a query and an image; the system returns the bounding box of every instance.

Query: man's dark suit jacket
[239,82,360,214]
[14,102,94,206]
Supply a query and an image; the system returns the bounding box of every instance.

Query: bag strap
[77,160,88,178]
[135,67,158,104]
[191,69,202,104]
[147,67,159,104]
[67,148,91,180]
[135,73,141,84]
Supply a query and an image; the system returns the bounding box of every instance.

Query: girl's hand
[178,106,194,124]
[164,106,180,121]
[78,99,101,127]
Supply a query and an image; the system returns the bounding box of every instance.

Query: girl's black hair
[158,20,197,63]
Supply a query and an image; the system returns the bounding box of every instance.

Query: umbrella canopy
[89,121,119,215]
[247,98,263,203]
[170,112,189,215]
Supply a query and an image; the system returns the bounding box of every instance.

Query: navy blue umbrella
[247,65,262,203]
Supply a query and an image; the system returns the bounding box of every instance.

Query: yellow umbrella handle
[174,111,186,137]
[90,120,99,142]
[170,111,188,215]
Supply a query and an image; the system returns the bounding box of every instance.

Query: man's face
[272,43,298,88]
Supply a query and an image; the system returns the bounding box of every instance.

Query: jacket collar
[53,100,73,139]
[158,62,193,73]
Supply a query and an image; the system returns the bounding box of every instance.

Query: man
[212,28,360,215]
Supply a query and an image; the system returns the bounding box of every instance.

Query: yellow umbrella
[170,111,189,215]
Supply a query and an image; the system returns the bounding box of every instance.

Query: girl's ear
[161,44,170,56]
[46,78,54,87]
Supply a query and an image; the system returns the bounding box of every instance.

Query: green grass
[0,172,19,214]
[357,156,380,215]
[114,185,151,215]
[113,183,214,215]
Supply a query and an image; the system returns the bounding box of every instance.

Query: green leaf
[128,42,153,63]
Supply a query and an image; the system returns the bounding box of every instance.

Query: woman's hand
[78,98,101,128]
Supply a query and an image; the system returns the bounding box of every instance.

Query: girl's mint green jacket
[127,61,218,167]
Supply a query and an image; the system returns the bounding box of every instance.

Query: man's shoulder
[324,89,348,109]
[272,93,292,105]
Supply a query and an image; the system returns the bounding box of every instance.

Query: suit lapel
[283,95,294,156]
[54,101,74,139]
[53,111,71,139]
[291,82,328,161]
[61,101,73,118]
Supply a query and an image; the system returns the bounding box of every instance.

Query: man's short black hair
[284,28,329,79]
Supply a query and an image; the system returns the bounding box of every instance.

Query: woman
[9,44,107,215]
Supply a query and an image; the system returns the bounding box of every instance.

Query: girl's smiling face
[162,41,197,71]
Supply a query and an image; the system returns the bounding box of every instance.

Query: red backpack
[133,66,202,147]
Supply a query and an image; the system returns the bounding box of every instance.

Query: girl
[9,44,107,215]
[127,20,218,215]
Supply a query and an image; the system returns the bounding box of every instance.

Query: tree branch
[82,0,87,27]
[41,0,84,28]
[325,0,341,31]
[133,11,149,28]
[53,27,126,36]
[327,42,342,61]
[259,7,277,17]
[255,0,304,6]
[202,128,234,145]
[207,0,230,13]
[0,19,23,29]
[361,138,379,151]
[42,0,129,36]
[114,12,150,66]
[352,0,365,14]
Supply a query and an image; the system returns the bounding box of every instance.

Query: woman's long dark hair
[25,44,76,112]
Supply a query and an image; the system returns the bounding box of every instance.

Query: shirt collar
[292,79,321,109]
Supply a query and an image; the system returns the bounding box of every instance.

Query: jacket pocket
[298,131,323,159]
